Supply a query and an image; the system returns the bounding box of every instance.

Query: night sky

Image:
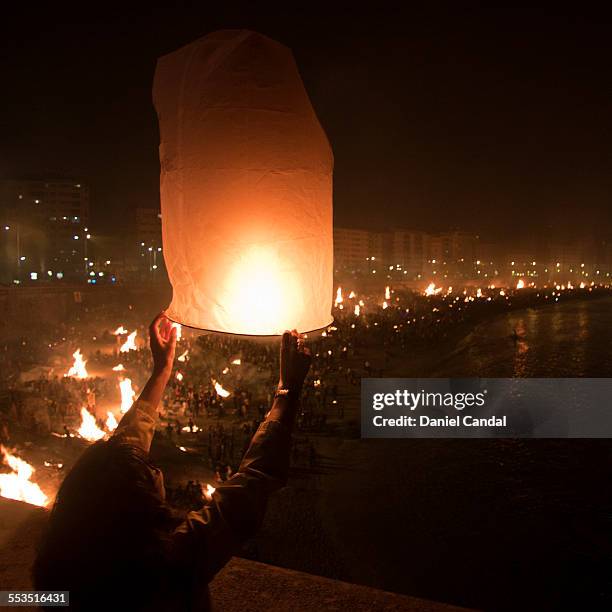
[1,4,610,241]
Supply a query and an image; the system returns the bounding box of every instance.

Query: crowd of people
[2,282,609,500]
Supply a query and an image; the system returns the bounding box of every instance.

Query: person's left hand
[149,312,177,375]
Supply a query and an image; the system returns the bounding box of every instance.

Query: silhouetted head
[33,439,182,610]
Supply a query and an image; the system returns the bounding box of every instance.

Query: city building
[134,207,165,280]
[0,178,91,282]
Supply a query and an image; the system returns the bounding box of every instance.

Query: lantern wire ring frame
[165,314,335,342]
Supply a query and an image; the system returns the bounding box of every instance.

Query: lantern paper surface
[153,30,334,335]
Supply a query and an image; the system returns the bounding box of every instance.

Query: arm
[111,312,177,453]
[172,330,311,580]
[136,313,177,418]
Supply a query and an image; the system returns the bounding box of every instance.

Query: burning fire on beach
[424,282,442,296]
[65,349,89,379]
[120,330,138,353]
[0,446,49,507]
[77,407,105,442]
[106,411,118,432]
[119,378,136,413]
[204,483,216,502]
[213,380,231,398]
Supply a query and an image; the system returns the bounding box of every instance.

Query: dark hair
[33,440,183,610]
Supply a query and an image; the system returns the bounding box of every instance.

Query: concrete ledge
[0,498,470,611]
[211,558,470,612]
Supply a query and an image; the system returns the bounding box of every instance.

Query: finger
[281,331,292,351]
[150,312,165,345]
[159,316,172,342]
[149,312,164,336]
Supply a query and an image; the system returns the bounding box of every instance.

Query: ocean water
[431,296,612,377]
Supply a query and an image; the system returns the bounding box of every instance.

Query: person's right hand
[278,330,311,394]
[149,312,177,376]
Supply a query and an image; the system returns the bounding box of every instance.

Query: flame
[171,322,182,341]
[181,425,200,433]
[176,372,184,382]
[113,325,127,335]
[204,483,216,502]
[65,349,88,379]
[334,287,343,306]
[112,363,125,372]
[77,407,105,442]
[119,330,137,353]
[0,446,49,507]
[385,286,391,300]
[348,291,356,299]
[476,288,483,298]
[222,367,229,374]
[231,358,241,365]
[354,304,360,316]
[106,411,118,432]
[424,283,442,296]
[516,279,525,289]
[382,301,388,310]
[119,378,136,413]
[213,379,231,398]
[579,281,586,289]
[177,350,188,362]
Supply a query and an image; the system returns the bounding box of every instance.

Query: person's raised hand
[149,312,177,376]
[278,330,311,394]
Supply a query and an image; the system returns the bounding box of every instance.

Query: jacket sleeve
[170,412,293,582]
[110,399,157,454]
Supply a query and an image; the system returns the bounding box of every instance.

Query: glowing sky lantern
[153,30,334,336]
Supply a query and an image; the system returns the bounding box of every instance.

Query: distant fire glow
[119,330,137,353]
[119,378,136,413]
[112,363,125,372]
[0,446,49,507]
[65,349,88,379]
[171,322,182,341]
[106,411,118,432]
[424,283,442,296]
[204,483,216,502]
[516,279,525,289]
[213,379,231,398]
[335,287,343,306]
[77,407,105,442]
[113,325,127,335]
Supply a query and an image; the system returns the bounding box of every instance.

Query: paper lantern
[153,30,334,336]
